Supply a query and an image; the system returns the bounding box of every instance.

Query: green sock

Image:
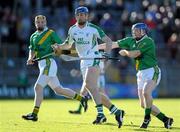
[156,112,168,122]
[145,108,151,116]
[109,104,121,115]
[96,104,104,116]
[32,106,39,116]
[73,93,82,101]
[77,103,82,112]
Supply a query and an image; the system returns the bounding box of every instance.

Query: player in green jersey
[99,23,173,129]
[22,15,87,121]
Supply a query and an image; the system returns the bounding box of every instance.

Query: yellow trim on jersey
[38,30,53,45]
[135,60,139,70]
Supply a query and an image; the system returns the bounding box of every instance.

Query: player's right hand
[27,59,34,65]
[119,50,128,56]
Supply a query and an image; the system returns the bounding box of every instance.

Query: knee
[84,81,92,90]
[142,90,151,98]
[34,84,43,92]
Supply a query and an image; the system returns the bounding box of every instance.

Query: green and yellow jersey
[117,35,157,70]
[29,28,62,58]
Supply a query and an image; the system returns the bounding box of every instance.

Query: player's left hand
[51,43,62,56]
[102,52,110,61]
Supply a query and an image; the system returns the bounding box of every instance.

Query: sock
[145,108,151,119]
[32,106,39,116]
[109,104,121,116]
[96,104,104,116]
[84,95,89,100]
[156,112,168,122]
[77,103,82,112]
[73,93,82,101]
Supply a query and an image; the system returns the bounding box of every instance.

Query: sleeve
[96,26,106,39]
[51,31,63,45]
[90,24,106,39]
[117,37,131,49]
[137,39,154,54]
[28,35,35,50]
[96,27,106,39]
[64,28,74,45]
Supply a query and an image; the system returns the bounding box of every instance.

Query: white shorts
[38,58,57,77]
[80,59,101,79]
[35,75,62,89]
[136,66,161,89]
[36,58,62,88]
[81,60,105,89]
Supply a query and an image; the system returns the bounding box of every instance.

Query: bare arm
[101,35,112,53]
[58,42,72,50]
[28,50,35,59]
[99,42,119,50]
[119,49,141,58]
[51,42,72,56]
[27,50,35,65]
[52,34,73,52]
[59,35,74,50]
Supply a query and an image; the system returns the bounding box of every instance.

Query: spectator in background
[1,6,16,43]
[17,16,31,57]
[100,13,117,33]
[69,17,76,26]
[174,18,180,34]
[118,57,129,84]
[115,0,124,11]
[167,33,180,64]
[17,69,28,98]
[144,4,158,41]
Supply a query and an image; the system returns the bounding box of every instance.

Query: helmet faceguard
[131,23,148,39]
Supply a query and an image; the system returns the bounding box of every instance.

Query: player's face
[35,18,46,31]
[132,28,144,39]
[75,13,88,25]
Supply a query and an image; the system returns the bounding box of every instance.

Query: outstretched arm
[99,42,119,50]
[58,42,72,50]
[101,35,112,53]
[51,35,74,54]
[51,42,72,56]
[119,50,141,58]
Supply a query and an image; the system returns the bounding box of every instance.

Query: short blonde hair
[35,15,46,22]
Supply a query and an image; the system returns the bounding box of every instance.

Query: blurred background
[0,0,180,99]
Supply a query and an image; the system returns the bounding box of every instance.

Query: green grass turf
[0,99,180,132]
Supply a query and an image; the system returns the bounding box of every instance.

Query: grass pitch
[0,99,180,132]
